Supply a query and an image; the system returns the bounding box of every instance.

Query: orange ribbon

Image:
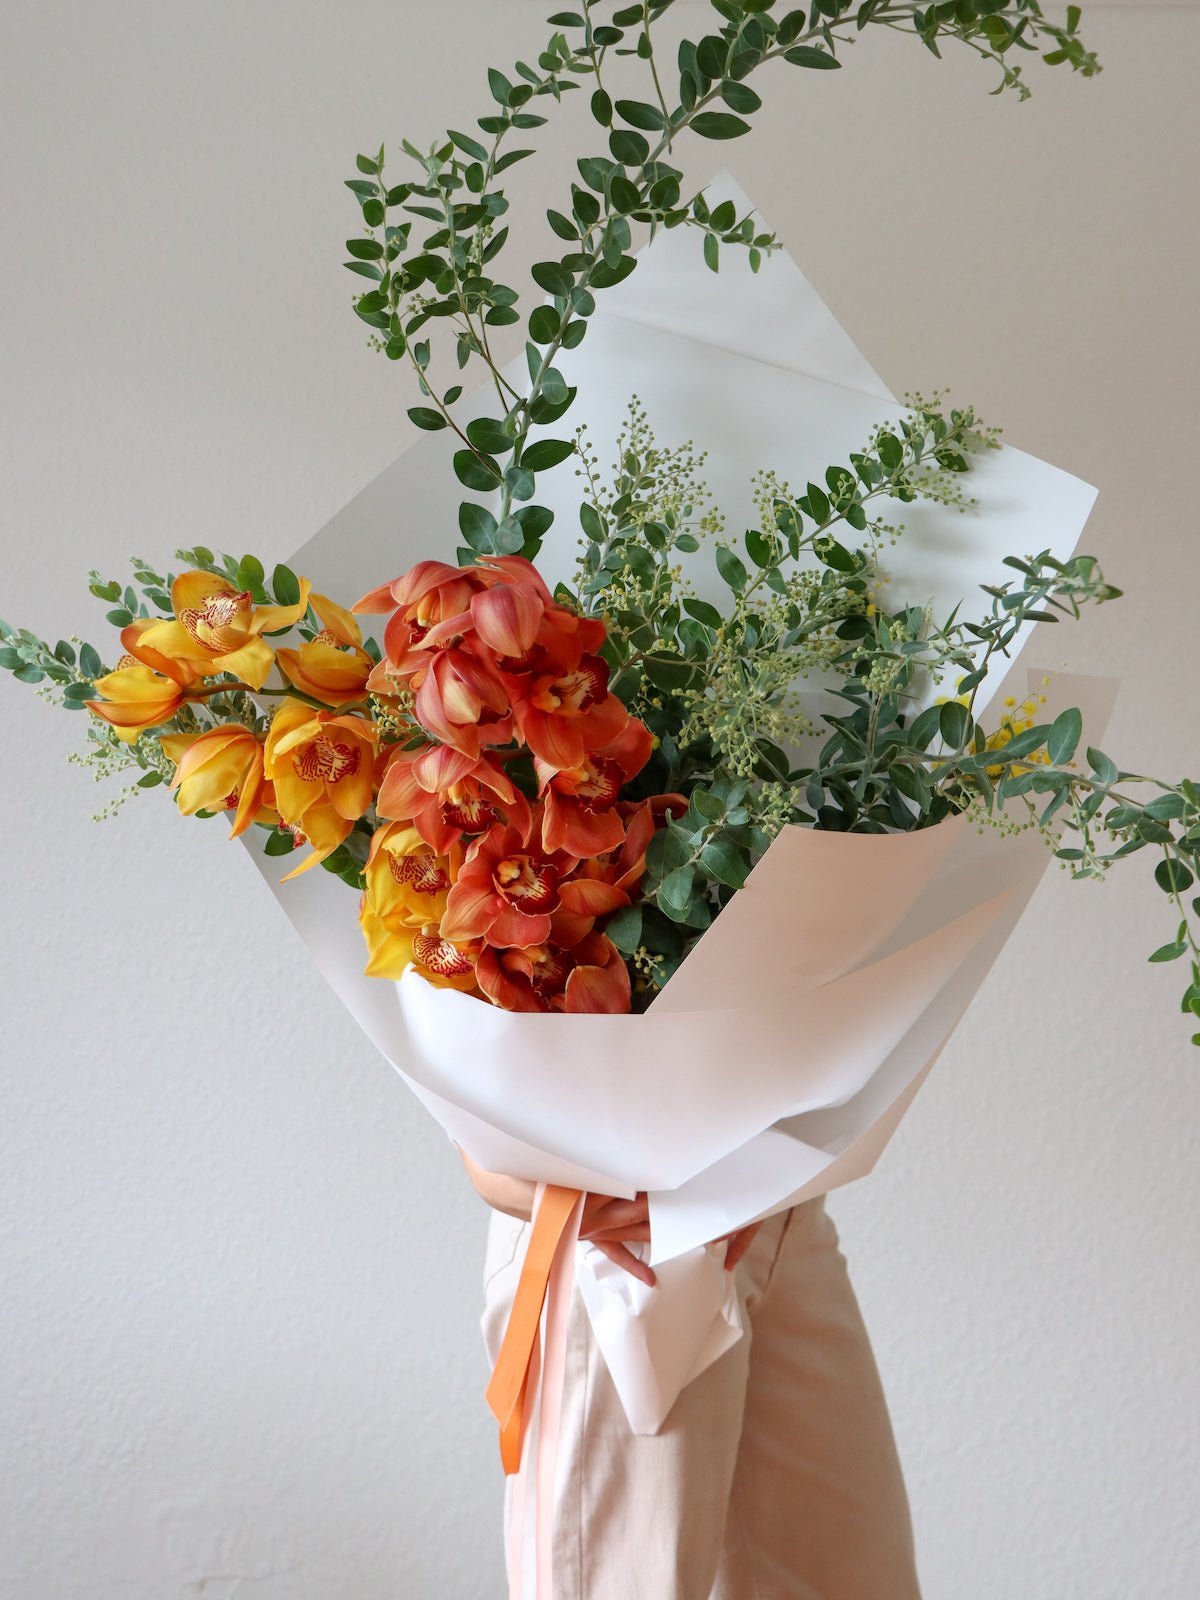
[485,1183,584,1475]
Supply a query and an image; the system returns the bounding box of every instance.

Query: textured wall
[2,3,1197,1597]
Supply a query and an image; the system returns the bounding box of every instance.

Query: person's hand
[717,1221,762,1273]
[458,1148,657,1288]
[580,1191,656,1289]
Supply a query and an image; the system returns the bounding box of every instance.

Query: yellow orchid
[159,724,269,838]
[358,821,477,987]
[87,661,188,743]
[262,698,378,878]
[364,820,455,920]
[275,592,373,707]
[134,570,312,691]
[359,903,480,988]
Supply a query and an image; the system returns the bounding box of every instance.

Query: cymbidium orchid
[353,559,490,666]
[135,569,312,691]
[159,725,270,838]
[276,592,373,706]
[509,651,630,771]
[411,644,513,757]
[363,819,457,927]
[440,818,573,950]
[376,744,531,852]
[536,715,654,857]
[359,904,481,989]
[359,822,477,986]
[477,930,631,1014]
[263,698,378,878]
[354,554,625,764]
[86,660,190,742]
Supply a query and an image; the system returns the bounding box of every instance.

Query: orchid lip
[492,854,557,912]
[413,929,474,978]
[441,794,498,833]
[389,853,451,894]
[294,734,361,785]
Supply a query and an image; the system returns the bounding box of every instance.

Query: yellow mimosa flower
[159,724,269,838]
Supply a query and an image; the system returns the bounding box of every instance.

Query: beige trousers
[481,1196,922,1600]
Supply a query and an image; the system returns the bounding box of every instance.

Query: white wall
[2,4,1197,1596]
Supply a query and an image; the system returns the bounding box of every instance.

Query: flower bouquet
[5,1,1198,1590]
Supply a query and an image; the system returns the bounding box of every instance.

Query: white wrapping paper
[244,174,1107,1431]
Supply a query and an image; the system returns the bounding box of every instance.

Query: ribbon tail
[535,1190,584,1599]
[486,1183,584,1476]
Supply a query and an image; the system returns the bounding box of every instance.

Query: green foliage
[343,0,1098,568]
[567,391,1199,1034]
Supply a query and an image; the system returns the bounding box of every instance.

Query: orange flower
[275,593,373,707]
[86,662,187,742]
[353,559,489,668]
[134,569,312,690]
[509,650,630,771]
[363,820,455,924]
[354,554,616,759]
[536,714,653,856]
[440,819,571,950]
[263,698,378,878]
[478,931,630,1014]
[545,794,685,948]
[376,744,530,852]
[159,725,269,837]
[411,644,513,757]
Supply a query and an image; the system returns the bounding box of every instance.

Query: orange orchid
[376,744,531,852]
[411,645,513,758]
[86,661,189,742]
[477,930,631,1014]
[159,724,269,838]
[509,650,629,771]
[537,714,654,856]
[134,569,312,691]
[363,820,457,926]
[353,559,490,668]
[275,593,373,707]
[440,818,573,950]
[263,698,378,878]
[354,555,620,761]
[546,794,685,948]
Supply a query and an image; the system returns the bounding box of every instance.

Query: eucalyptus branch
[345,0,1099,567]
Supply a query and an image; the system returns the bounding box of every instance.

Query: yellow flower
[275,593,373,706]
[134,570,312,691]
[358,905,479,988]
[983,700,1052,779]
[262,698,378,878]
[159,725,269,838]
[87,662,187,742]
[363,821,453,920]
[357,821,477,987]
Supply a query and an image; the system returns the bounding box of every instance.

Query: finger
[593,1239,657,1288]
[584,1222,652,1244]
[724,1223,762,1273]
[583,1196,649,1234]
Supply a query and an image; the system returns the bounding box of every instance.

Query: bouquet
[5,1,1196,1590]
